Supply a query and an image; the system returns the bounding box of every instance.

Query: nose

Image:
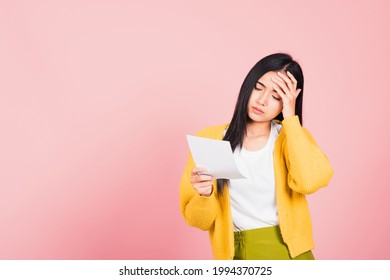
[256,91,269,106]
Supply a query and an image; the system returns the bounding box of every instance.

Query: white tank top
[229,121,281,231]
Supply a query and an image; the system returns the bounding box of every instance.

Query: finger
[286,71,301,98]
[286,71,298,87]
[272,84,290,110]
[194,181,213,190]
[194,181,213,188]
[272,80,293,101]
[271,76,290,96]
[277,71,294,92]
[198,174,213,181]
[191,167,207,176]
[190,174,213,184]
[274,73,301,100]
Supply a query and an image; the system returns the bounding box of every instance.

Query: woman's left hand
[271,71,302,119]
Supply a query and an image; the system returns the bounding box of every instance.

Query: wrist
[282,110,295,119]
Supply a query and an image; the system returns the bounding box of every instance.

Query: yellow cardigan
[179,116,334,259]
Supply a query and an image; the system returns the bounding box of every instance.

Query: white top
[228,121,282,231]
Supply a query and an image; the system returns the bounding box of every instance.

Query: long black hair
[216,53,304,196]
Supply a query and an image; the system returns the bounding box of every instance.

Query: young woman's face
[247,71,283,123]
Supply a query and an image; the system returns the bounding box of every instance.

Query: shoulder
[195,123,230,140]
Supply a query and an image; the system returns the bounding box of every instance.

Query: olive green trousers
[234,226,314,260]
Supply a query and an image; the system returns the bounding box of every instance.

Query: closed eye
[272,95,281,101]
[255,82,264,91]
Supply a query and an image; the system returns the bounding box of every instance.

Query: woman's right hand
[190,167,214,196]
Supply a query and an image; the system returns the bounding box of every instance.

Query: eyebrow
[256,81,278,93]
[256,81,266,88]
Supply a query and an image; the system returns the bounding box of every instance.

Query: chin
[248,114,271,123]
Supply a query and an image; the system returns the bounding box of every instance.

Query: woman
[179,53,334,260]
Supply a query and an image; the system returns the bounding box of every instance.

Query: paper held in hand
[186,135,246,179]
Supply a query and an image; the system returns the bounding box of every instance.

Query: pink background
[0,0,389,259]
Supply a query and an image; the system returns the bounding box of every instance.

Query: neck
[246,121,271,138]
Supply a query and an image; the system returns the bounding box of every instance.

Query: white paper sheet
[186,135,246,179]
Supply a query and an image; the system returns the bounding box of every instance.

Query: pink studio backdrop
[0,0,389,259]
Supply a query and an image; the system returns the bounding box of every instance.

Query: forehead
[257,71,286,86]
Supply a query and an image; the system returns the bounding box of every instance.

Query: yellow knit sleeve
[282,116,334,194]
[179,128,218,231]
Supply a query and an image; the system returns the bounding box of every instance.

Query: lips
[252,107,264,114]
